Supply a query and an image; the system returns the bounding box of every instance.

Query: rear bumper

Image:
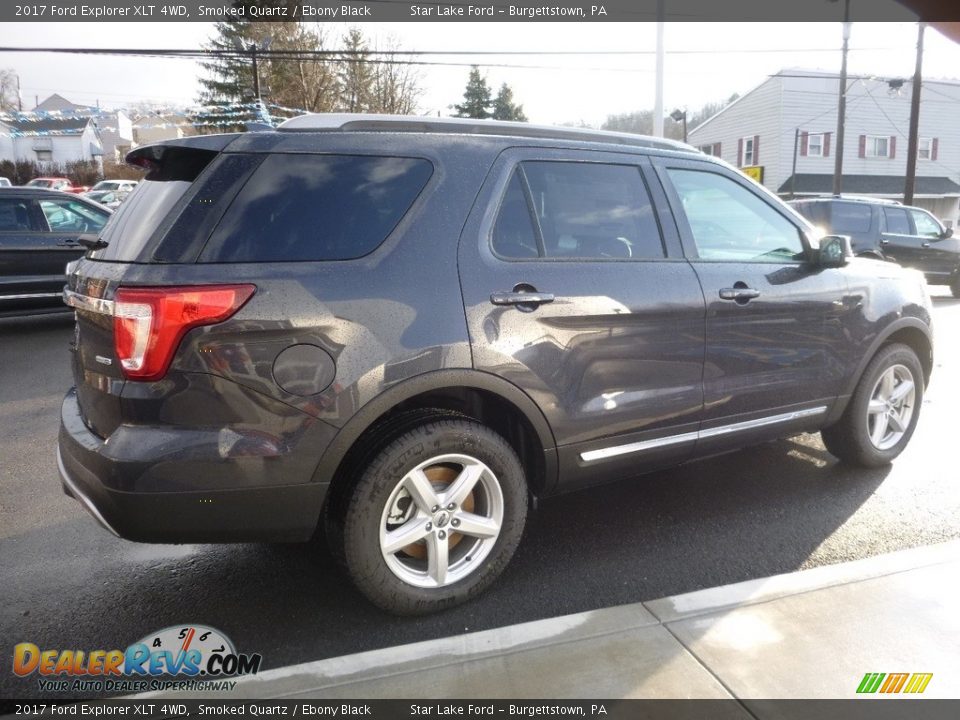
[57,388,329,543]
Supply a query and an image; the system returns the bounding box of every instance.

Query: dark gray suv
[58,116,934,614]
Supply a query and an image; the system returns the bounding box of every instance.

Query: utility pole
[904,22,925,206]
[251,44,261,100]
[653,0,665,137]
[790,128,800,198]
[832,0,851,196]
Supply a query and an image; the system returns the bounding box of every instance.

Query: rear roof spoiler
[124,133,242,167]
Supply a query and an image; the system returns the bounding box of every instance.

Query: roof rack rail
[277,113,696,153]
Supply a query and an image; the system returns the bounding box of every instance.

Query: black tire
[821,343,923,468]
[342,418,527,615]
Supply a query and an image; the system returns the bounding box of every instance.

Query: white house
[133,113,187,145]
[688,69,960,228]
[32,94,135,163]
[2,116,103,168]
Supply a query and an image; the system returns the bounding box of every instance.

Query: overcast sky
[2,21,959,128]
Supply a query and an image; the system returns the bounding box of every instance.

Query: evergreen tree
[492,83,527,122]
[339,28,374,113]
[453,66,492,119]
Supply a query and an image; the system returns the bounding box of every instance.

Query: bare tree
[369,36,422,115]
[0,69,20,112]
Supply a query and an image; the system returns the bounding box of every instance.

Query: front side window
[883,207,911,235]
[667,168,805,263]
[910,209,942,238]
[494,161,665,260]
[202,154,432,263]
[38,199,108,233]
[865,136,890,158]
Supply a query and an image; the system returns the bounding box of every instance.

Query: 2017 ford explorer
[58,115,933,614]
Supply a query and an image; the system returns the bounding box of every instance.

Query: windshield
[93,181,121,191]
[27,179,54,188]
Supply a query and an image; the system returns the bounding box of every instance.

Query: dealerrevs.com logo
[13,625,262,693]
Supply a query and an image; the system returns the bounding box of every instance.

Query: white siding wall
[687,76,784,191]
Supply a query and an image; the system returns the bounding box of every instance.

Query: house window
[742,136,755,165]
[807,133,824,157]
[35,150,52,162]
[698,143,721,158]
[918,138,932,160]
[865,136,890,158]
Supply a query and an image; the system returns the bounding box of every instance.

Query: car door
[907,207,956,282]
[0,195,71,304]
[879,205,925,270]
[652,157,853,455]
[458,148,706,492]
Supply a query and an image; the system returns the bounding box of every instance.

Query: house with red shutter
[687,68,960,228]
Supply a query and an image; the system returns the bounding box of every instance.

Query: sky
[2,21,960,128]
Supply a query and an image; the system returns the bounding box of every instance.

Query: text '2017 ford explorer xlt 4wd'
[58,115,933,614]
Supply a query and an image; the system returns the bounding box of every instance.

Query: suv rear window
[828,203,872,234]
[199,154,433,263]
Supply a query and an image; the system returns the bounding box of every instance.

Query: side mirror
[817,235,852,268]
[942,227,954,240]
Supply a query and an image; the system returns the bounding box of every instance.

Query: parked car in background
[82,190,123,210]
[25,177,89,194]
[0,187,111,316]
[89,179,137,198]
[59,116,933,615]
[0,177,11,187]
[790,196,960,297]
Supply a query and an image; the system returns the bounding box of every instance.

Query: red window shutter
[715,142,721,157]
[737,137,744,167]
[800,132,809,156]
[824,133,831,157]
[889,136,896,159]
[859,135,866,158]
[753,135,760,164]
[932,138,939,161]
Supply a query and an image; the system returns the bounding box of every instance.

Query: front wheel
[821,343,923,467]
[342,418,527,615]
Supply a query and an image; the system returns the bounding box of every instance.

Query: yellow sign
[741,166,764,183]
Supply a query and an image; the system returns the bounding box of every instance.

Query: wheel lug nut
[451,519,460,527]
[438,530,446,540]
[425,522,432,531]
[447,503,455,511]
[431,505,439,513]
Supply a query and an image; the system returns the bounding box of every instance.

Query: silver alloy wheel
[379,453,504,589]
[866,364,916,451]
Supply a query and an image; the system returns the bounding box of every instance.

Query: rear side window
[828,203,872,234]
[883,207,911,234]
[200,154,433,263]
[493,161,665,260]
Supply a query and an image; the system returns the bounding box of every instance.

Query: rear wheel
[821,343,923,467]
[341,418,527,615]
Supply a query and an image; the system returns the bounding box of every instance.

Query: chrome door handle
[719,287,760,301]
[490,291,555,306]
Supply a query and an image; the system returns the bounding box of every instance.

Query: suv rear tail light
[114,285,255,381]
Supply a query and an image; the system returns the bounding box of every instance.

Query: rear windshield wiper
[77,234,109,251]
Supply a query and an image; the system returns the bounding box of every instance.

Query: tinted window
[201,154,433,263]
[492,172,540,259]
[38,198,108,234]
[519,161,664,260]
[667,169,804,262]
[910,209,942,238]
[0,198,34,231]
[828,203,872,234]
[883,207,911,235]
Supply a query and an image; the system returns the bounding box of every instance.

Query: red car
[25,177,89,194]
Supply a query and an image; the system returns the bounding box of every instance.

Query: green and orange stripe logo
[857,672,933,694]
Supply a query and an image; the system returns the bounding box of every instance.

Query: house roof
[6,117,92,134]
[778,174,960,197]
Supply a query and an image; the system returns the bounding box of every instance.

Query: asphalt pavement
[2,290,959,700]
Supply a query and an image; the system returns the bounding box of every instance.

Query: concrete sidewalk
[146,540,960,701]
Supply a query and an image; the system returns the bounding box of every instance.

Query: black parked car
[58,117,933,614]
[790,196,960,297]
[0,187,111,316]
